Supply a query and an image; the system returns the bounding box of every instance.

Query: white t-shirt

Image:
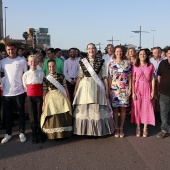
[103,54,113,75]
[1,56,28,96]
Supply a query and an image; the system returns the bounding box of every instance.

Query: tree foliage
[22,31,29,44]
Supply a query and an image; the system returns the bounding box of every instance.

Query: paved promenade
[0,118,170,170]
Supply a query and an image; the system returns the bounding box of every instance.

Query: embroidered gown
[40,73,72,139]
[73,56,115,136]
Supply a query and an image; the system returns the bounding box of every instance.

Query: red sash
[26,84,42,97]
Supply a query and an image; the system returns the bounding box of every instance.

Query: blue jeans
[159,93,170,132]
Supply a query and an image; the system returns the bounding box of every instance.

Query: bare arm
[132,75,136,100]
[151,74,155,99]
[65,87,70,101]
[22,73,27,91]
[128,75,132,97]
[73,77,82,97]
[103,78,108,99]
[108,77,112,100]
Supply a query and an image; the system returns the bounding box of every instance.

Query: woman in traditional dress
[108,45,131,138]
[131,49,155,137]
[41,59,72,139]
[73,43,115,136]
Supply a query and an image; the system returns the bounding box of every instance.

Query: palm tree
[22,31,29,44]
[29,28,36,47]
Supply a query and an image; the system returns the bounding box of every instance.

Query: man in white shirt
[103,44,114,75]
[150,47,164,79]
[1,42,28,144]
[64,48,79,103]
[150,47,164,115]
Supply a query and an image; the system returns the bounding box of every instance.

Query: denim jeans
[159,93,170,132]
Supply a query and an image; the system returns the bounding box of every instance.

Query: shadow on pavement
[0,116,162,160]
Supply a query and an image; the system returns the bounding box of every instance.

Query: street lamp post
[107,36,119,46]
[4,6,8,44]
[131,26,149,49]
[151,30,156,48]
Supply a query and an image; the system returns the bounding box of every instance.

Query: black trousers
[0,96,5,127]
[4,93,26,135]
[66,80,75,104]
[27,96,43,137]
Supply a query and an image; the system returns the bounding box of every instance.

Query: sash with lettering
[81,58,113,117]
[46,75,67,97]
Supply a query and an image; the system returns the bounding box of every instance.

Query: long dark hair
[135,49,150,67]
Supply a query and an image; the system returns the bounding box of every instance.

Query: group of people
[0,42,170,145]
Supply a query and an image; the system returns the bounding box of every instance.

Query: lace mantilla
[43,126,72,133]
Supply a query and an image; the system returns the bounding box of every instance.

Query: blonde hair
[28,55,38,62]
[126,47,136,60]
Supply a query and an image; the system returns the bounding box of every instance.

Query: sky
[2,0,170,52]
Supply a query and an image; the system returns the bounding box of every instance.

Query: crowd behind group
[0,42,170,144]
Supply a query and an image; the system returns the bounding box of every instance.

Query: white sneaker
[1,134,12,144]
[19,133,26,142]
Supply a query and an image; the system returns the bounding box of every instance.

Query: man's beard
[70,55,75,58]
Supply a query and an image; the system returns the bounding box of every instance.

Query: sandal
[119,128,124,138]
[136,127,141,137]
[114,128,119,138]
[143,128,148,137]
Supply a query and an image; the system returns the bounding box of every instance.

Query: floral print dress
[108,60,131,107]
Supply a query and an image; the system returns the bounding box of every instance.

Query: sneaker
[19,133,26,142]
[157,131,167,139]
[1,134,12,144]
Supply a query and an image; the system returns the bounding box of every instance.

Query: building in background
[36,28,51,47]
[27,27,51,49]
[0,0,3,40]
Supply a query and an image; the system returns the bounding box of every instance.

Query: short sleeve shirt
[1,56,28,96]
[157,59,170,97]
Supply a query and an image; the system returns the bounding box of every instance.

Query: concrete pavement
[0,119,170,170]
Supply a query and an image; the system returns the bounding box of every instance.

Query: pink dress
[131,64,155,126]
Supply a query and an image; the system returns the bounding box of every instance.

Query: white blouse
[22,69,44,91]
